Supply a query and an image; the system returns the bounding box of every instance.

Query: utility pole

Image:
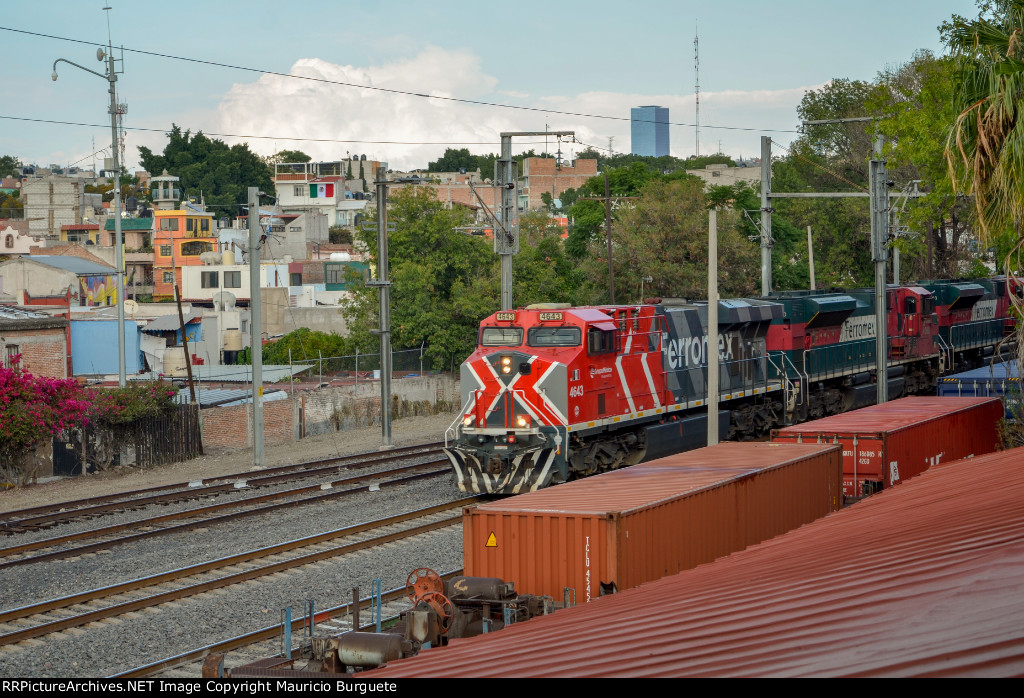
[605,174,615,304]
[707,208,719,446]
[869,135,889,405]
[759,136,773,295]
[248,187,264,467]
[767,118,923,407]
[52,36,126,386]
[497,131,574,310]
[372,168,393,447]
[807,226,816,291]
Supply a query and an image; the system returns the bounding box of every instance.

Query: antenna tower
[694,26,701,158]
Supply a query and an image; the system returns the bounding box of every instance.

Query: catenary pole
[759,136,772,296]
[707,208,719,446]
[248,187,264,467]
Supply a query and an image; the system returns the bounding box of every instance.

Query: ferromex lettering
[839,316,875,342]
[665,333,736,370]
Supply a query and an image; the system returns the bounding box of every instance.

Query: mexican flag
[310,183,335,198]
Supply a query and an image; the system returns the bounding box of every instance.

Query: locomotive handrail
[934,333,952,374]
[444,394,477,448]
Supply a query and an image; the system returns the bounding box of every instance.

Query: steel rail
[1,443,444,531]
[0,460,450,570]
[110,570,465,679]
[0,499,478,626]
[0,509,469,647]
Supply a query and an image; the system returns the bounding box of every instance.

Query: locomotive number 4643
[569,385,585,398]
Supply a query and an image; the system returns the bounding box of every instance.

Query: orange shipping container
[771,396,1003,498]
[463,441,842,603]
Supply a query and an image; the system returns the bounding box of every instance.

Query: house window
[200,219,210,232]
[160,245,171,257]
[325,264,343,285]
[181,240,213,256]
[294,185,305,197]
[163,271,175,283]
[186,218,195,232]
[289,226,301,232]
[5,345,20,367]
[160,218,179,231]
[290,272,302,285]
[224,271,241,288]
[269,225,285,233]
[4,234,12,248]
[201,271,219,288]
[241,319,248,333]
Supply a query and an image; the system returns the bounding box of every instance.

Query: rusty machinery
[209,568,554,677]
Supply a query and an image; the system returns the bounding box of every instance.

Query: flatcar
[443,277,1017,495]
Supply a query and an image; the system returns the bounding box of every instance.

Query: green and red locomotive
[443,276,1017,495]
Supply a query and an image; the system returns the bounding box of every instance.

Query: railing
[801,338,876,382]
[445,393,475,448]
[949,319,1006,352]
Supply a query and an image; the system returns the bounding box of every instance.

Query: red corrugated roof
[365,447,1024,678]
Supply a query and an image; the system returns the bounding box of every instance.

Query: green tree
[0,155,21,179]
[345,188,496,366]
[581,178,758,303]
[946,1,1024,263]
[0,191,22,219]
[427,148,477,173]
[871,51,984,278]
[267,149,312,164]
[138,125,272,217]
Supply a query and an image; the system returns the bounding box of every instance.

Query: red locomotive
[443,277,1017,495]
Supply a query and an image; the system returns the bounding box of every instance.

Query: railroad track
[0,442,445,533]
[0,501,478,656]
[115,570,466,679]
[0,459,452,569]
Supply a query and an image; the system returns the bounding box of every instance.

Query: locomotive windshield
[528,326,581,347]
[481,327,524,346]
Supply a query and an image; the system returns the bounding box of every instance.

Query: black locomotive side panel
[657,299,783,404]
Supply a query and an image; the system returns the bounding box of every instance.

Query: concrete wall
[22,177,84,238]
[198,374,459,449]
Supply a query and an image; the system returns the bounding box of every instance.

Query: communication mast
[694,25,701,157]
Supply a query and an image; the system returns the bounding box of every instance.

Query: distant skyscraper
[631,106,670,157]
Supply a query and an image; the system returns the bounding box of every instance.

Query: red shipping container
[463,442,842,603]
[771,396,1003,498]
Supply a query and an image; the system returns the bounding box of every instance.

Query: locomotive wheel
[406,567,444,603]
[421,591,455,634]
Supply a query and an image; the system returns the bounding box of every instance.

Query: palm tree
[946,1,1024,365]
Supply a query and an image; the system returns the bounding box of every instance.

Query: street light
[52,45,127,387]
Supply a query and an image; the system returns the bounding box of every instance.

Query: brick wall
[522,158,598,210]
[1,326,67,378]
[200,398,299,449]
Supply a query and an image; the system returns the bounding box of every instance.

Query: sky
[0,1,978,174]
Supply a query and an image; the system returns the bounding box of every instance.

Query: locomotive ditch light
[516,415,529,428]
[463,415,474,426]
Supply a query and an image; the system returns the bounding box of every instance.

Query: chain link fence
[288,346,439,382]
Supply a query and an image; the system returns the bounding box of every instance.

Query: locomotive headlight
[501,356,512,374]
[502,365,511,374]
[516,415,530,428]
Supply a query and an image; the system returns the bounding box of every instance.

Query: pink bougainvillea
[0,359,178,471]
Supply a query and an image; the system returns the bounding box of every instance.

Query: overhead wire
[1,25,801,135]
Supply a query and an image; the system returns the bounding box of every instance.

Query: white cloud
[212,47,820,169]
